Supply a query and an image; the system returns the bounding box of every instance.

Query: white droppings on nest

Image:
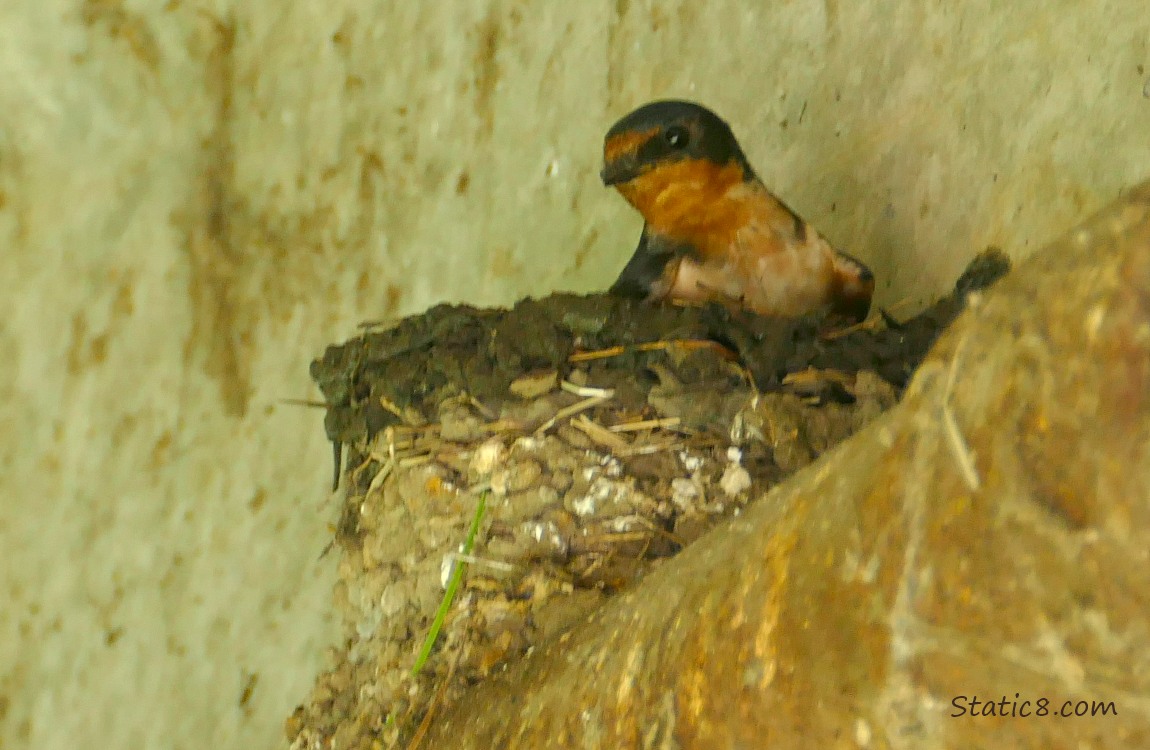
[355,611,382,642]
[570,476,617,517]
[570,494,597,517]
[439,550,458,589]
[671,477,700,510]
[720,446,752,497]
[379,584,407,617]
[470,438,506,477]
[729,410,746,443]
[513,435,543,452]
[598,454,623,477]
[607,514,644,533]
[489,468,510,497]
[678,450,704,473]
[720,464,752,498]
[530,521,547,543]
[590,477,617,501]
[524,519,567,555]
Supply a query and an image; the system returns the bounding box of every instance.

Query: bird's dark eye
[664,125,690,149]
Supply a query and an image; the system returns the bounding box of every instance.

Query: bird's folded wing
[609,225,695,300]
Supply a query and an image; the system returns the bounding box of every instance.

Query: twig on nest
[569,414,632,452]
[466,394,498,420]
[559,380,614,398]
[379,395,426,427]
[632,514,687,548]
[781,367,856,388]
[568,338,737,363]
[366,457,396,496]
[444,552,517,573]
[567,344,626,362]
[398,454,433,469]
[534,392,614,435]
[940,334,981,491]
[479,418,529,433]
[279,398,328,408]
[349,453,379,488]
[820,296,915,340]
[374,424,440,456]
[608,416,682,432]
[405,650,459,750]
[617,441,682,457]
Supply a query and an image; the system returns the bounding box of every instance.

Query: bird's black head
[600,100,755,186]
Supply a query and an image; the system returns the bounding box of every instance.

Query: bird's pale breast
[665,182,839,316]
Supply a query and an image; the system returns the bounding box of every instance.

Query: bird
[601,100,874,323]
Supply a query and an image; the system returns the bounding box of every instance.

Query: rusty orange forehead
[603,127,659,164]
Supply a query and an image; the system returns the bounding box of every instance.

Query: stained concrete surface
[0,2,1146,749]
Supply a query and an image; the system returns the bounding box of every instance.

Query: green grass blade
[411,490,488,676]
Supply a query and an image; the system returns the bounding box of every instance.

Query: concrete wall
[0,1,1146,748]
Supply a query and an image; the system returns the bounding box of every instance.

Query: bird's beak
[600,157,640,186]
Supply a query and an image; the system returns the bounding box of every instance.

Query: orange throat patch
[614,159,752,258]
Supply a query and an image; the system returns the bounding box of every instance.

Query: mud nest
[289,249,1009,749]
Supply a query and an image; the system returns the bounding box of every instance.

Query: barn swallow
[601,100,874,322]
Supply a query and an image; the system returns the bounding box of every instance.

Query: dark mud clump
[311,248,1010,487]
